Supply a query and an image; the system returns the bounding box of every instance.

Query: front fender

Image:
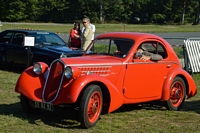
[64,74,123,113]
[161,68,197,100]
[15,67,45,101]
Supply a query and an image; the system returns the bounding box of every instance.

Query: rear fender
[161,68,197,100]
[15,67,46,101]
[66,74,123,113]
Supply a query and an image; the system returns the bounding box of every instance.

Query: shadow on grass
[112,100,200,114]
[0,99,199,129]
[0,101,82,129]
[0,66,26,74]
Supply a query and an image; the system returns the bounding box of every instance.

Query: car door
[5,32,28,66]
[0,31,13,64]
[123,41,171,100]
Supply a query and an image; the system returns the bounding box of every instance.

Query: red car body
[15,32,197,128]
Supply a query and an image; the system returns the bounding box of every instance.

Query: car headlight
[64,66,73,79]
[33,63,42,75]
[33,62,48,75]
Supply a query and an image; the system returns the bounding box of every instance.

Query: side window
[140,42,156,52]
[12,33,26,45]
[157,44,167,58]
[136,41,167,59]
[0,32,13,44]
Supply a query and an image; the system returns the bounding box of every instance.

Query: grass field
[0,23,200,133]
[2,23,200,34]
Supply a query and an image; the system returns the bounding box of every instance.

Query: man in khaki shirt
[81,18,93,50]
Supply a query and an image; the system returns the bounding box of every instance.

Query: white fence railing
[183,39,200,73]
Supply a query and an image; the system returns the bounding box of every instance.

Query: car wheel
[20,95,41,114]
[79,85,103,128]
[165,77,186,111]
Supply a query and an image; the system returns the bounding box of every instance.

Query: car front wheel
[79,85,103,128]
[165,77,186,111]
[20,95,41,114]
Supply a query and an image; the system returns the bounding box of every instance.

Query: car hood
[34,45,84,54]
[44,46,81,53]
[60,55,124,66]
[58,56,124,85]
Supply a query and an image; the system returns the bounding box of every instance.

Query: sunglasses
[83,21,87,23]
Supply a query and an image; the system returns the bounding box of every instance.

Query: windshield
[85,38,134,58]
[29,32,66,46]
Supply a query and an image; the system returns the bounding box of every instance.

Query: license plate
[32,101,53,111]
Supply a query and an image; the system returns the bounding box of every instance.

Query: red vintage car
[15,32,197,128]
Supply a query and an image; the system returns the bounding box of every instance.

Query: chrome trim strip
[69,63,122,66]
[128,61,180,65]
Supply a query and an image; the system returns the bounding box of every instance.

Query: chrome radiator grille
[42,60,65,102]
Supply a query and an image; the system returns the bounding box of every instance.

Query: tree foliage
[0,0,199,24]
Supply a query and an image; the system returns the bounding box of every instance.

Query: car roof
[96,32,164,41]
[4,29,55,34]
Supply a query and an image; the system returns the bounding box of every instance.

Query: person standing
[81,18,95,41]
[81,18,93,50]
[69,22,81,48]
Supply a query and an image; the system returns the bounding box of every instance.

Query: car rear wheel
[20,95,41,114]
[165,77,186,111]
[79,85,103,128]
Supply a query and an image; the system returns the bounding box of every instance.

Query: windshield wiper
[40,42,51,45]
[50,42,66,46]
[50,42,60,45]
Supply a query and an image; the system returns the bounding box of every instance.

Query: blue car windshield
[29,32,66,46]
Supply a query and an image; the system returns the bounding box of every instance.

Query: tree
[2,0,27,21]
[0,0,198,24]
[24,0,40,21]
[193,0,200,25]
[174,0,194,24]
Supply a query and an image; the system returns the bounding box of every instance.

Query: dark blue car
[0,29,84,67]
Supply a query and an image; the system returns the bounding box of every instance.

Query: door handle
[167,64,171,68]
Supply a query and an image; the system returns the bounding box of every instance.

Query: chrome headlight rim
[64,66,73,79]
[33,62,42,75]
